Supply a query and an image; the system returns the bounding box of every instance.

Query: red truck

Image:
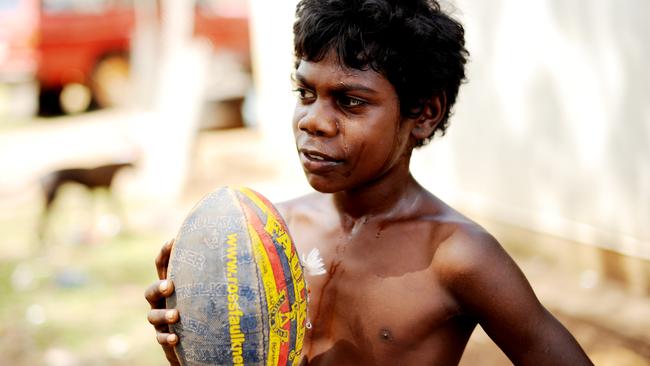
[0,0,250,118]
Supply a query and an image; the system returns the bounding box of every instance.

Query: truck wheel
[59,83,92,114]
[92,54,131,109]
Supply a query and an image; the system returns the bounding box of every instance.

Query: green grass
[0,189,174,365]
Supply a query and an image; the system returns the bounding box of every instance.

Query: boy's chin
[307,182,339,194]
[305,175,344,194]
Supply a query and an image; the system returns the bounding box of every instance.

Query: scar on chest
[379,328,394,342]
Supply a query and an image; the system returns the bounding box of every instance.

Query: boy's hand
[145,239,181,366]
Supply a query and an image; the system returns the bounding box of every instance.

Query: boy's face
[292,52,415,193]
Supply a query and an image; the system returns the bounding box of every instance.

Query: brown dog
[38,162,135,244]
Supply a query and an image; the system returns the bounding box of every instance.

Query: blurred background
[0,0,648,365]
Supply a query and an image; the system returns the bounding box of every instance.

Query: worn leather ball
[167,186,308,366]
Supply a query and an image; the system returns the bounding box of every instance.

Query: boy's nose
[297,101,338,137]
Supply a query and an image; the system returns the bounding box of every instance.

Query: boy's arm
[439,229,593,366]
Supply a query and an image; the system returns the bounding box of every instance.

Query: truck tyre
[91,54,131,109]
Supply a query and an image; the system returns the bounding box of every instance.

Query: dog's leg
[38,173,62,247]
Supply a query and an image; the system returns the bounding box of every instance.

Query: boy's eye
[293,88,315,100]
[338,96,365,108]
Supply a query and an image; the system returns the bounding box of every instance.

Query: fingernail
[166,310,176,321]
[167,334,178,344]
[159,280,168,292]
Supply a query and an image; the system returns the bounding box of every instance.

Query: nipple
[379,328,393,342]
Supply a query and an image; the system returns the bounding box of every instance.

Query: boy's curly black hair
[293,0,469,146]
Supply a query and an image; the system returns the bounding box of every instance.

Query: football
[167,186,308,366]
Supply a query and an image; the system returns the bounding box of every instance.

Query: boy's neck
[332,164,423,228]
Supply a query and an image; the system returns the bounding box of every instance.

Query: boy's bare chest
[291,220,464,363]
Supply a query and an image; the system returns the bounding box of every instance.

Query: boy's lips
[299,148,343,171]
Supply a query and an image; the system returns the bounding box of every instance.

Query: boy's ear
[411,93,447,141]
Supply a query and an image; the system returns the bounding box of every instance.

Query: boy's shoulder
[434,215,507,285]
[413,197,510,290]
[388,191,520,299]
[429,201,534,319]
[275,191,332,221]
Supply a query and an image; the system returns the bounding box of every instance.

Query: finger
[156,332,179,346]
[144,279,175,308]
[155,238,175,280]
[155,239,174,280]
[148,309,179,326]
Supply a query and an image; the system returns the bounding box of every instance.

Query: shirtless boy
[145,0,593,365]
